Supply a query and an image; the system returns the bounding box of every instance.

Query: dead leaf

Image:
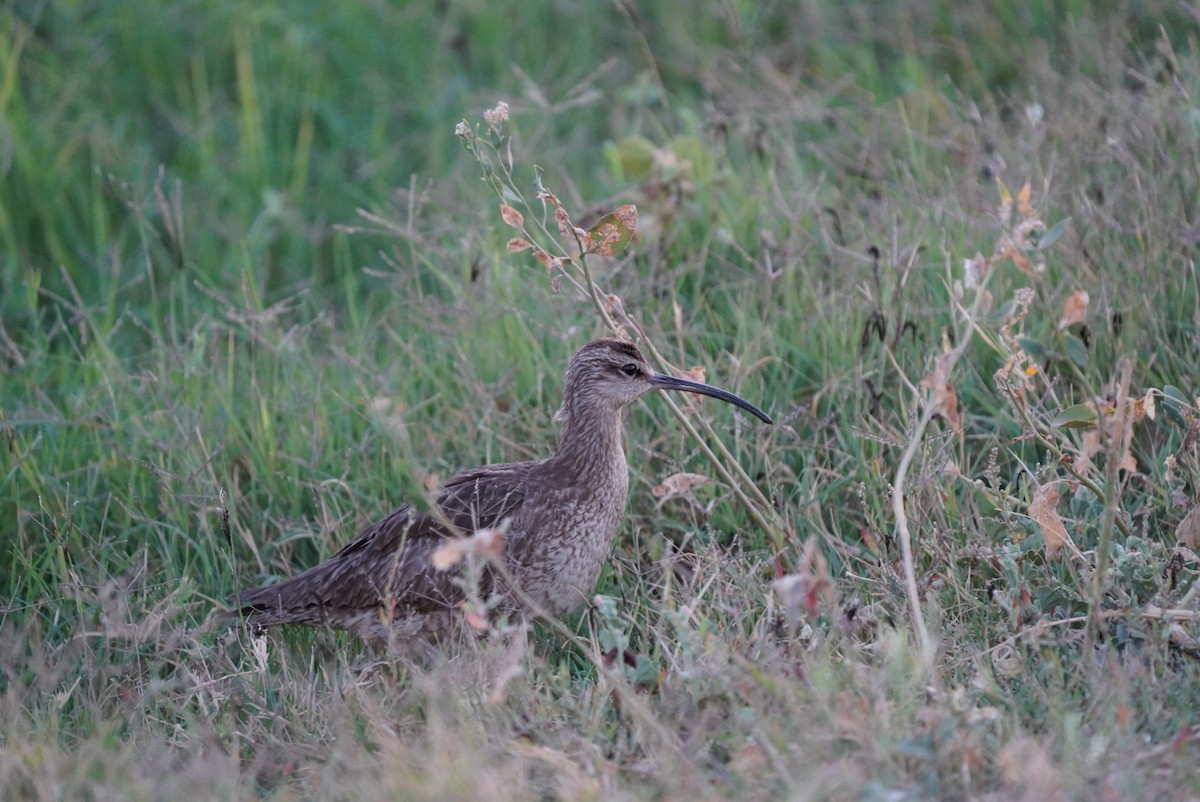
[1056,290,1089,330]
[687,365,706,383]
[603,293,625,316]
[613,203,638,229]
[1029,482,1075,559]
[993,643,1022,681]
[431,526,506,570]
[462,608,490,633]
[1008,244,1036,276]
[920,353,962,432]
[772,538,835,619]
[938,382,962,432]
[431,539,466,571]
[533,251,564,274]
[651,472,710,501]
[499,204,524,229]
[555,205,572,237]
[1177,505,1200,550]
[1131,389,1156,421]
[584,204,638,257]
[507,237,533,252]
[1074,429,1102,474]
[1017,180,1034,220]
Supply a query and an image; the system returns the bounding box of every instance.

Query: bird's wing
[231,462,534,628]
[433,460,534,532]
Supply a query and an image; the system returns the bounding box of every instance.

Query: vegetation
[3,1,1199,798]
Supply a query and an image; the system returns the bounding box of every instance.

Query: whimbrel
[229,338,771,645]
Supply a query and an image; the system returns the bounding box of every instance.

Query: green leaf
[1018,337,1047,360]
[632,654,659,685]
[1063,332,1089,368]
[1163,385,1189,406]
[1051,404,1096,429]
[1037,217,1072,250]
[1162,385,1190,425]
[987,299,1016,325]
[1019,530,1045,554]
[605,136,656,181]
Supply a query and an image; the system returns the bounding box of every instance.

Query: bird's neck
[550,402,627,479]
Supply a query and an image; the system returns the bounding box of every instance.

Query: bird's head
[556,338,772,424]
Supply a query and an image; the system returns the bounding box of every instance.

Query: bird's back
[230,461,536,641]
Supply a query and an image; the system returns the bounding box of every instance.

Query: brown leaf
[584,205,638,257]
[462,609,490,633]
[602,293,625,315]
[431,527,507,570]
[1029,482,1074,559]
[1176,505,1200,550]
[1131,389,1156,422]
[1017,180,1034,220]
[430,539,466,571]
[1073,428,1102,474]
[555,205,572,237]
[920,353,962,433]
[687,365,706,383]
[651,472,710,501]
[499,204,524,229]
[507,237,534,253]
[991,643,1025,680]
[586,224,620,256]
[772,539,835,618]
[939,383,962,432]
[1008,245,1036,277]
[1056,291,1089,330]
[613,203,638,230]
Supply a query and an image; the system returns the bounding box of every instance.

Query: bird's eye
[619,363,639,377]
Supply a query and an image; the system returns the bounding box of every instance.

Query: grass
[3,0,1200,798]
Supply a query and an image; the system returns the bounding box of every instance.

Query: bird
[228,338,771,647]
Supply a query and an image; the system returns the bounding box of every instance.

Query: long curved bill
[649,373,772,424]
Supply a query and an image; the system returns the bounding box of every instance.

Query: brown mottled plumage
[228,339,771,645]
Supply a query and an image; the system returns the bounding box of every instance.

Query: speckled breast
[507,465,630,616]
